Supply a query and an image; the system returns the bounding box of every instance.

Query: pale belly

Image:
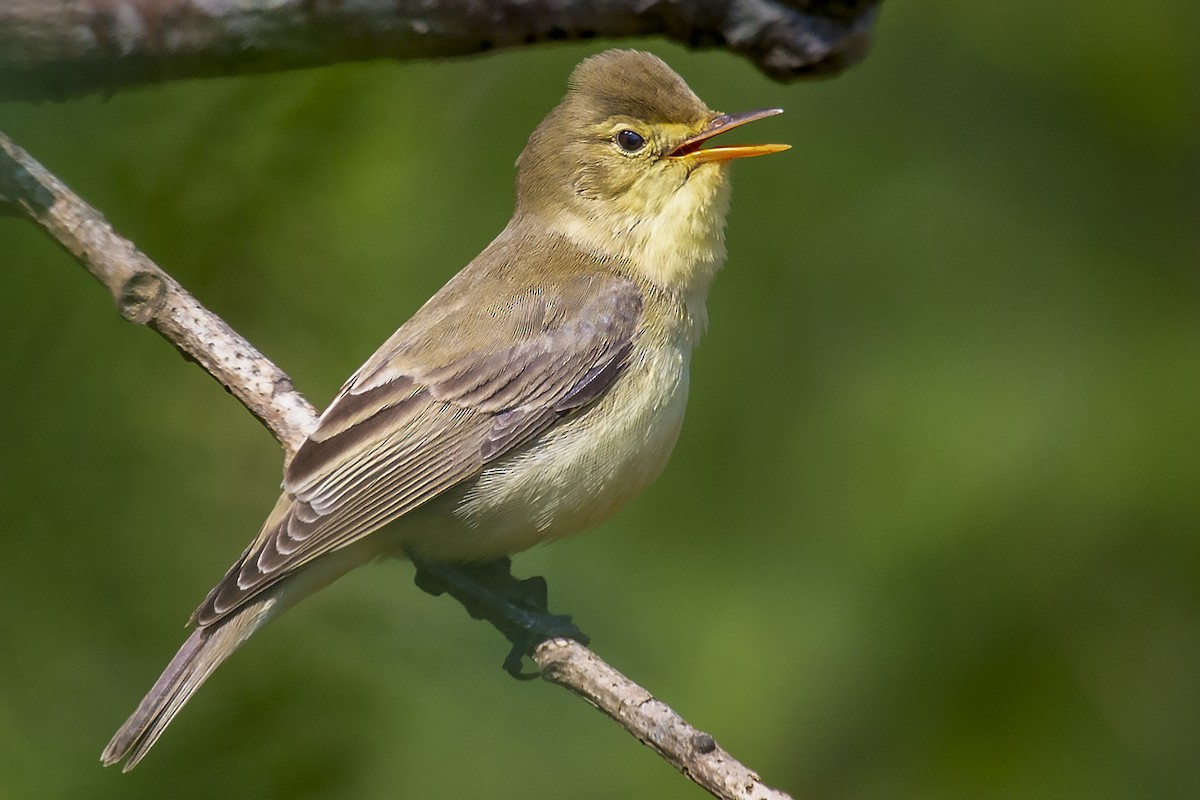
[398,337,691,560]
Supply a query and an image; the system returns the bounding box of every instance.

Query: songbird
[102,48,788,770]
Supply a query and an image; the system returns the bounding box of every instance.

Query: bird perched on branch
[103,48,787,770]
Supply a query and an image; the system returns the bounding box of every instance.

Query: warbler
[103,48,788,770]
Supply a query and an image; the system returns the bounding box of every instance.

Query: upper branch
[0,131,318,456]
[0,0,879,102]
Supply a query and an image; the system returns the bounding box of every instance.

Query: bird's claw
[409,554,589,679]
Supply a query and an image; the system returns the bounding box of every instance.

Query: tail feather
[102,600,272,771]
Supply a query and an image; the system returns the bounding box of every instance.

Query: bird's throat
[549,165,732,332]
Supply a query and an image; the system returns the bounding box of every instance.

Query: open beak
[667,108,790,163]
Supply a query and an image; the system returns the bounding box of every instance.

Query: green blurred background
[2,3,1198,798]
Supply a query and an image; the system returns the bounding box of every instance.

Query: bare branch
[536,639,793,800]
[0,130,792,799]
[0,0,879,102]
[0,131,317,457]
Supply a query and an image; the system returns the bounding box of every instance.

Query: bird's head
[514,50,788,295]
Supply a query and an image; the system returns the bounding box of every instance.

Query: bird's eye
[615,129,646,153]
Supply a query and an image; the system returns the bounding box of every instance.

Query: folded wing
[192,268,642,626]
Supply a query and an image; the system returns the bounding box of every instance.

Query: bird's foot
[410,555,589,679]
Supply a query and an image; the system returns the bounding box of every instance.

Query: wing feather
[192,264,643,626]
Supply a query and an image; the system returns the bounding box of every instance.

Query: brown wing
[192,259,642,627]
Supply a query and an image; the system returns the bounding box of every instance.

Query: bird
[102,48,788,770]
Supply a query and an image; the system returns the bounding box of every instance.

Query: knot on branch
[119,271,167,324]
[729,0,881,80]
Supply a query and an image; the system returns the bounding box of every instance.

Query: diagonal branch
[537,639,792,800]
[0,132,317,458]
[0,0,880,102]
[0,130,793,800]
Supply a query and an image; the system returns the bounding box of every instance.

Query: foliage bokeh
[1,3,1197,798]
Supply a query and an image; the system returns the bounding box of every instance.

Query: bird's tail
[101,599,273,771]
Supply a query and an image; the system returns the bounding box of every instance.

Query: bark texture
[0,0,880,101]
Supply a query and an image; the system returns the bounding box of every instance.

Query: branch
[536,639,792,800]
[0,132,317,458]
[0,130,793,800]
[0,0,879,102]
